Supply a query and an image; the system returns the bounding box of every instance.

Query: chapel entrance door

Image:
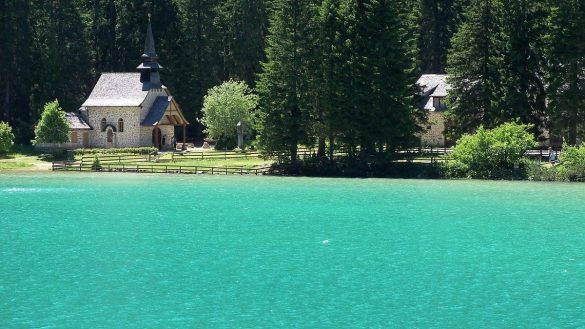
[152,126,162,150]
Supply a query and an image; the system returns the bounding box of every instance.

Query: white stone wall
[140,125,175,149]
[35,129,88,150]
[419,111,446,147]
[84,89,175,149]
[86,106,141,148]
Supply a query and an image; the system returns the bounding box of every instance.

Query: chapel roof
[81,73,150,107]
[65,112,91,130]
[142,96,171,126]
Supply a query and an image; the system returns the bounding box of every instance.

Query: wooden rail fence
[53,161,271,175]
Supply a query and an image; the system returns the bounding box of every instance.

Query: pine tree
[545,0,585,145]
[446,0,504,138]
[214,0,268,85]
[256,0,319,161]
[416,0,468,74]
[337,0,418,157]
[499,0,548,137]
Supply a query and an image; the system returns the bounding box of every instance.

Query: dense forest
[1,0,584,156]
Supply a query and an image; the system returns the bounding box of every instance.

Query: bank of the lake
[2,173,585,327]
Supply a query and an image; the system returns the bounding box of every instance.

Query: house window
[101,118,107,132]
[71,131,78,143]
[433,97,442,108]
[118,118,124,132]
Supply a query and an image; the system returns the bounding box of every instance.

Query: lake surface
[1,173,585,328]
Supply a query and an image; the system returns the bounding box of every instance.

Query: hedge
[72,147,157,156]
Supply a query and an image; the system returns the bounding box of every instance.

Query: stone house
[416,74,450,147]
[67,21,188,150]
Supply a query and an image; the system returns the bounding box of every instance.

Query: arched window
[100,118,106,132]
[118,118,124,132]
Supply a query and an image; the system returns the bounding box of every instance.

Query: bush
[202,80,258,141]
[0,122,15,153]
[34,100,69,144]
[72,147,157,156]
[214,135,238,150]
[557,143,585,181]
[446,122,537,179]
[91,156,102,171]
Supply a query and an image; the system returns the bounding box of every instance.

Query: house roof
[81,73,150,107]
[65,112,91,130]
[416,74,450,111]
[142,96,171,126]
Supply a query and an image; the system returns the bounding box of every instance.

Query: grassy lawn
[77,151,273,170]
[0,147,51,171]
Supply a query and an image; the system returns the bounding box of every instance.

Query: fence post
[211,167,214,175]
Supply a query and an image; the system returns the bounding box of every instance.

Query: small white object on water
[322,239,329,245]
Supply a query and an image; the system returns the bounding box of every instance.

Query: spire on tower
[137,6,163,90]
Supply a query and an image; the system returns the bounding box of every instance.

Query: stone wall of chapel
[419,111,446,147]
[86,106,141,147]
[140,125,175,149]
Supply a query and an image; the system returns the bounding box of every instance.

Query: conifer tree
[499,0,548,136]
[545,0,585,145]
[256,0,319,161]
[416,0,468,73]
[446,0,504,138]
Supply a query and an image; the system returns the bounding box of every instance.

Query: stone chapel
[65,19,189,150]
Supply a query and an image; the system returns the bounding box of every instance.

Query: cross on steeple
[137,2,163,90]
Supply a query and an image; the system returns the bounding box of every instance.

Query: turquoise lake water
[1,173,585,328]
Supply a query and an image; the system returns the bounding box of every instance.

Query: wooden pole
[182,124,187,150]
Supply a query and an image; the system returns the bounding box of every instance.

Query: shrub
[202,80,258,141]
[557,143,585,181]
[0,122,15,153]
[447,122,537,179]
[34,100,69,144]
[91,156,102,171]
[73,147,157,156]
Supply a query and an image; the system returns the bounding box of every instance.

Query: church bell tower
[137,13,163,91]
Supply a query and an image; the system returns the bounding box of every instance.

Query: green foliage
[214,136,238,151]
[34,100,70,144]
[0,122,15,153]
[446,0,504,138]
[557,143,585,181]
[448,122,537,178]
[544,0,585,145]
[91,156,102,171]
[416,0,468,73]
[202,80,258,140]
[72,147,157,156]
[256,0,319,161]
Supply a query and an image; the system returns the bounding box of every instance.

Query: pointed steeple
[143,15,157,58]
[137,13,163,90]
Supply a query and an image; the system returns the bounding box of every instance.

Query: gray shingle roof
[142,96,171,126]
[82,73,149,107]
[65,112,91,130]
[416,74,449,97]
[416,74,450,111]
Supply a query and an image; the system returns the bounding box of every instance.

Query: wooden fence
[53,161,271,175]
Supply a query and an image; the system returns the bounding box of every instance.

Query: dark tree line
[1,0,269,142]
[1,0,584,150]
